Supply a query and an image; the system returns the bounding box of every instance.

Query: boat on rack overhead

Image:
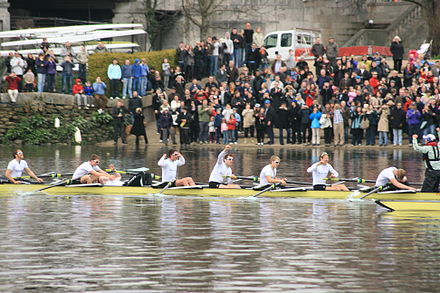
[1,183,440,201]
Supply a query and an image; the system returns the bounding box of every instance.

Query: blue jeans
[208,55,218,76]
[122,77,132,98]
[393,129,403,145]
[140,76,147,96]
[133,77,141,93]
[37,73,46,93]
[378,131,388,145]
[198,121,209,142]
[61,74,73,94]
[233,48,243,67]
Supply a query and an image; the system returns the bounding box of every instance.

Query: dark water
[0,145,438,292]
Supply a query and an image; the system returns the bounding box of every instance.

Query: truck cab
[263,29,320,61]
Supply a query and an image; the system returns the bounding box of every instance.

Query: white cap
[423,134,436,142]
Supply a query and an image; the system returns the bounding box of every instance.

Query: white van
[263,29,321,61]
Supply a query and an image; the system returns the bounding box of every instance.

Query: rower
[307,152,349,191]
[100,164,124,186]
[208,145,241,188]
[72,154,115,184]
[157,150,195,186]
[258,155,287,188]
[375,167,416,191]
[412,131,440,192]
[5,149,44,184]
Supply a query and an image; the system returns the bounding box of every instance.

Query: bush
[87,49,177,86]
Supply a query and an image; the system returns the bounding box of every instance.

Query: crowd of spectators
[3,22,438,147]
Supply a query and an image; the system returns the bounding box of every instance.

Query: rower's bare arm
[5,169,18,184]
[25,168,43,183]
[390,178,416,191]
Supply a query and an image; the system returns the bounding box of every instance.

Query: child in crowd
[221,118,228,144]
[227,115,237,144]
[84,81,95,107]
[72,79,88,108]
[23,69,35,92]
[208,116,216,143]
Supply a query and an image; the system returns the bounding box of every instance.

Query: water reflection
[1,195,440,292]
[0,145,434,291]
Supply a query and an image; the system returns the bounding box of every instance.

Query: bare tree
[180,0,224,40]
[402,0,439,55]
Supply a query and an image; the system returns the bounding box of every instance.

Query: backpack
[124,171,153,186]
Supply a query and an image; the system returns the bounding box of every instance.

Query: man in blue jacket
[121,59,133,99]
[132,59,142,95]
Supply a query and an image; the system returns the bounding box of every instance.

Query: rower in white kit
[5,149,44,184]
[208,145,241,189]
[157,149,195,187]
[258,155,287,188]
[307,152,349,191]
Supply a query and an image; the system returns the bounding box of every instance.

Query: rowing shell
[1,183,440,201]
[375,200,440,212]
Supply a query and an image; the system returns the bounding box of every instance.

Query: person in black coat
[289,101,302,144]
[276,102,290,145]
[390,36,404,73]
[177,107,193,146]
[111,100,128,145]
[264,100,275,144]
[246,43,260,75]
[130,107,148,145]
[389,102,406,146]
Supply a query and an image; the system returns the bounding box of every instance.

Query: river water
[0,145,439,292]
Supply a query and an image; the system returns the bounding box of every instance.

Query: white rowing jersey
[158,156,185,182]
[7,159,29,178]
[208,150,232,184]
[307,162,338,185]
[72,162,102,179]
[259,164,276,186]
[375,166,397,186]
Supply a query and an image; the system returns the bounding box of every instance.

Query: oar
[252,184,276,197]
[225,175,313,186]
[14,172,74,179]
[359,185,385,199]
[33,178,73,193]
[323,177,375,184]
[156,180,175,195]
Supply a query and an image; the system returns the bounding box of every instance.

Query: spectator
[162,58,171,89]
[35,53,47,93]
[84,81,94,107]
[76,45,89,83]
[111,100,127,144]
[312,37,325,60]
[94,42,108,53]
[60,41,75,58]
[176,42,187,70]
[160,108,173,145]
[10,52,26,91]
[377,104,390,146]
[390,36,404,73]
[93,76,108,110]
[107,58,122,99]
[389,102,405,146]
[46,56,57,92]
[130,107,148,145]
[406,102,422,145]
[4,72,21,103]
[121,59,133,99]
[223,32,234,66]
[231,28,244,67]
[326,37,339,66]
[23,69,35,92]
[72,79,87,108]
[252,27,264,49]
[242,103,255,139]
[60,56,74,94]
[198,99,212,143]
[309,106,322,146]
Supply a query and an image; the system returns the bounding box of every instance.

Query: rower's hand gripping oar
[33,178,73,193]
